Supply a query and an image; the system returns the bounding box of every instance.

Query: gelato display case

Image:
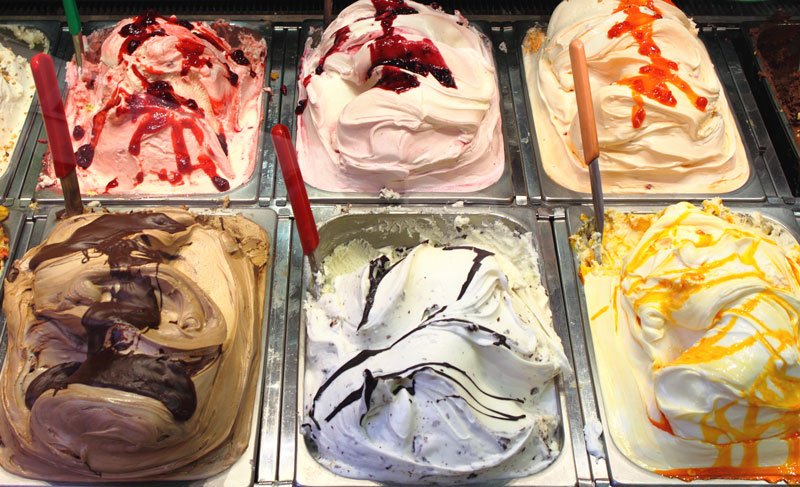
[0,0,797,485]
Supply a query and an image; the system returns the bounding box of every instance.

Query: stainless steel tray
[284,206,579,486]
[267,20,520,206]
[514,21,777,204]
[0,208,28,300]
[0,206,279,486]
[556,203,800,486]
[22,19,273,206]
[0,21,60,205]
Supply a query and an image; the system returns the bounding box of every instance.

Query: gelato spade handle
[569,39,605,241]
[30,53,83,217]
[271,124,320,274]
[324,0,333,27]
[63,0,84,69]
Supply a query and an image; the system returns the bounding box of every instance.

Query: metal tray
[268,20,519,206]
[556,203,800,486]
[0,21,60,206]
[22,19,273,206]
[739,21,800,199]
[0,209,28,300]
[0,206,279,486]
[285,206,579,486]
[514,21,776,204]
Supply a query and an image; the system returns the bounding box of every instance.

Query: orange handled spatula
[569,39,605,243]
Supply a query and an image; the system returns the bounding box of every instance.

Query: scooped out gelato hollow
[39,12,266,196]
[296,0,504,193]
[525,0,749,194]
[573,200,800,481]
[0,209,270,481]
[303,217,570,483]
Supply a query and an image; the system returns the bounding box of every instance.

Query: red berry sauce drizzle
[296,0,456,114]
[607,0,707,128]
[72,11,252,192]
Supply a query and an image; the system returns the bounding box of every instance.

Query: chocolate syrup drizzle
[23,213,211,421]
[309,246,525,433]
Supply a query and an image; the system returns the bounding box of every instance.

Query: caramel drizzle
[610,206,800,480]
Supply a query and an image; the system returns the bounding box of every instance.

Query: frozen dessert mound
[296,0,504,193]
[525,0,749,194]
[0,27,40,176]
[573,199,800,481]
[40,12,266,196]
[0,209,270,481]
[303,218,570,483]
[0,25,49,51]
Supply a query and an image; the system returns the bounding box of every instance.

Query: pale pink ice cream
[39,13,266,195]
[296,0,504,193]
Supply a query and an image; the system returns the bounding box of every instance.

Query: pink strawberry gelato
[39,13,266,196]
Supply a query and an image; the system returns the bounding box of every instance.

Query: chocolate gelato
[0,209,269,481]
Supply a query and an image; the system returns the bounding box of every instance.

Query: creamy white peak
[296,0,504,193]
[304,220,569,483]
[576,201,800,480]
[524,0,748,194]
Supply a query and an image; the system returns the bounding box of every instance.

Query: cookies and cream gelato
[304,218,569,482]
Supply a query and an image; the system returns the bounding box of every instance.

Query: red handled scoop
[271,124,320,273]
[30,53,83,216]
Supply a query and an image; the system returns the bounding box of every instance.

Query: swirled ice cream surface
[39,12,266,195]
[573,200,800,481]
[524,0,748,194]
[0,209,270,482]
[0,26,46,177]
[303,218,570,483]
[296,0,504,193]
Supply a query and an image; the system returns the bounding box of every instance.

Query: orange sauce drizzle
[601,205,800,482]
[590,304,610,320]
[607,0,708,128]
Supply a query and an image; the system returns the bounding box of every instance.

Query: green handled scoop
[63,0,83,68]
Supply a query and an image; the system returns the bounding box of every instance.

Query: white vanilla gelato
[525,0,749,194]
[304,219,570,483]
[0,36,38,176]
[574,200,800,481]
